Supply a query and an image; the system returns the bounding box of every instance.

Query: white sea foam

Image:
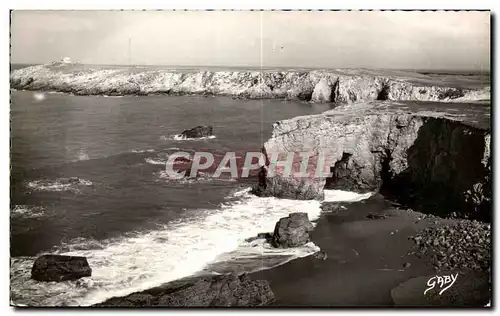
[168,134,217,141]
[26,178,93,193]
[10,188,371,307]
[144,157,168,165]
[324,190,374,202]
[11,205,46,219]
[131,149,155,153]
[78,151,89,161]
[33,92,45,101]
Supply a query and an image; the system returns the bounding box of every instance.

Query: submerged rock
[313,250,328,260]
[271,212,314,248]
[245,232,273,243]
[366,213,388,220]
[58,177,81,185]
[31,255,92,282]
[95,273,274,307]
[180,125,213,139]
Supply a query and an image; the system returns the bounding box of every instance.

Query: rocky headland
[10,63,489,103]
[257,100,491,221]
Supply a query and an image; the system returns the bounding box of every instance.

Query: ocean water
[9,63,491,306]
[10,88,375,306]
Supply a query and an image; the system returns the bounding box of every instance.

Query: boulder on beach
[95,273,274,307]
[31,254,92,282]
[271,212,314,248]
[180,125,213,139]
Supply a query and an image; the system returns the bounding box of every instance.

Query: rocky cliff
[10,63,490,103]
[258,100,491,220]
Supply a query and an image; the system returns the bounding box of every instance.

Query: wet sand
[250,194,490,307]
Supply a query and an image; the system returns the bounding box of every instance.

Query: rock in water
[271,212,314,248]
[313,250,328,260]
[31,255,92,282]
[59,177,81,185]
[180,125,213,139]
[95,273,274,307]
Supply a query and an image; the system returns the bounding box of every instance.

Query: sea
[10,63,381,306]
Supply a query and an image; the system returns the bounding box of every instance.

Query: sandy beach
[251,194,490,306]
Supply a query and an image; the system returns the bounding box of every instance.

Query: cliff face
[10,63,490,103]
[259,101,491,220]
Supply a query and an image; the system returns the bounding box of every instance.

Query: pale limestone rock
[311,78,333,102]
[10,64,489,102]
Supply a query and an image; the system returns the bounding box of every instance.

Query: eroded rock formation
[10,64,489,103]
[260,100,491,220]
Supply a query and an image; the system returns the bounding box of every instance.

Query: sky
[10,10,491,70]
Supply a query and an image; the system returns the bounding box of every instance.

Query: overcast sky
[10,10,490,70]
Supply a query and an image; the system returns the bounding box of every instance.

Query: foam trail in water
[33,92,45,101]
[144,157,168,165]
[170,134,217,141]
[10,188,372,307]
[131,149,155,153]
[11,205,46,219]
[324,189,374,202]
[26,178,93,193]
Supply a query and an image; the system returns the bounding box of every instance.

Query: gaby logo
[424,273,458,296]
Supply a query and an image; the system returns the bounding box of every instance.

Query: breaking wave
[162,134,217,141]
[26,178,93,193]
[10,188,371,307]
[11,205,46,219]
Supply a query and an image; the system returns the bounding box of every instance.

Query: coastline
[91,193,490,307]
[10,63,490,103]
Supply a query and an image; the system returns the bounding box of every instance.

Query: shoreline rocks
[31,255,92,282]
[271,212,314,248]
[94,273,274,307]
[409,220,491,272]
[245,212,316,249]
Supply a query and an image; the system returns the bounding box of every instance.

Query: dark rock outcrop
[31,255,92,282]
[94,273,274,307]
[245,232,273,243]
[271,212,314,248]
[180,125,213,139]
